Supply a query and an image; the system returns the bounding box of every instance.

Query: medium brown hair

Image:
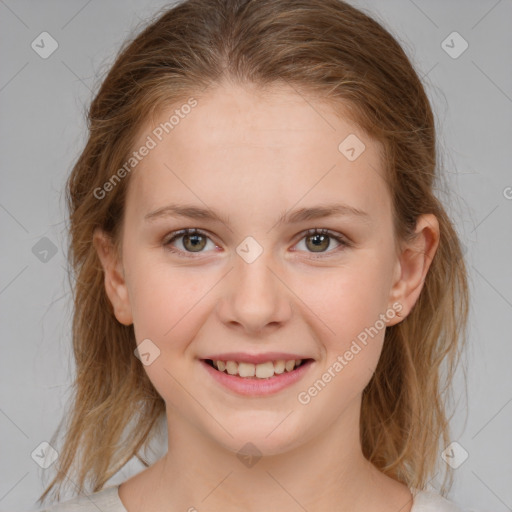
[39,0,469,505]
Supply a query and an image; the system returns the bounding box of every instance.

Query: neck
[134,395,412,512]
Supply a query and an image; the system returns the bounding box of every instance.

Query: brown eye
[296,228,348,256]
[182,232,207,252]
[164,227,350,259]
[164,228,213,256]
[305,231,331,252]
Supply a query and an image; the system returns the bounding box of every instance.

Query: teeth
[226,361,238,375]
[255,361,274,378]
[212,359,305,379]
[238,362,256,377]
[274,360,286,374]
[285,360,295,372]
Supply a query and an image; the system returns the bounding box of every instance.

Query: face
[95,82,436,457]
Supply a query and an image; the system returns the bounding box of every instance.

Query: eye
[163,228,216,257]
[163,227,351,258]
[293,228,350,257]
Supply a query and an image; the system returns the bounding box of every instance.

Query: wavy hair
[39,0,469,505]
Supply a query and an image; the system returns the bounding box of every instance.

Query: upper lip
[202,352,314,364]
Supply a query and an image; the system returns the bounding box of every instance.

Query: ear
[93,228,133,326]
[387,214,440,326]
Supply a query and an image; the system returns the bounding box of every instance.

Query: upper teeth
[213,359,303,378]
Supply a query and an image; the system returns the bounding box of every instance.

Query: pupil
[185,234,205,251]
[308,234,328,252]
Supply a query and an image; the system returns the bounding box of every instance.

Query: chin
[206,416,309,458]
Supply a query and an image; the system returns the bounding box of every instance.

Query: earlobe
[387,214,440,325]
[92,228,133,326]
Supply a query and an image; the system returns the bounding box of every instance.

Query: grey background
[1,1,511,511]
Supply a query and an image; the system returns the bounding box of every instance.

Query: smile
[200,358,315,396]
[205,358,308,378]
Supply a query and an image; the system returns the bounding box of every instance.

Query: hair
[38,0,469,505]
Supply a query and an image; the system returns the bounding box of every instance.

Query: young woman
[37,1,469,511]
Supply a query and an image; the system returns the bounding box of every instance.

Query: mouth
[202,358,313,379]
[199,356,315,396]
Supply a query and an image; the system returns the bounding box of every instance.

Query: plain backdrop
[0,1,511,511]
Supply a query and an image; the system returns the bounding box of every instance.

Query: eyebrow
[144,202,371,227]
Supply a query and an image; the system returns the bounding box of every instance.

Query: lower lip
[200,359,314,396]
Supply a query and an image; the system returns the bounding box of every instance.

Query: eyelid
[163,227,351,258]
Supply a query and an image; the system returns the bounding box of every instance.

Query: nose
[216,246,293,336]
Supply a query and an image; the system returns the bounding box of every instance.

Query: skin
[94,80,439,512]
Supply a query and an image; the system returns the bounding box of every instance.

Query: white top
[38,484,465,511]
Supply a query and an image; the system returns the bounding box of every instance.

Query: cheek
[304,253,392,332]
[295,253,392,384]
[123,241,206,345]
[130,266,205,340]
[126,260,211,404]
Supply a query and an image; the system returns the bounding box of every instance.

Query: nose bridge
[234,235,281,302]
[220,235,292,331]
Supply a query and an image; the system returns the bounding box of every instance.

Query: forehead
[125,82,390,223]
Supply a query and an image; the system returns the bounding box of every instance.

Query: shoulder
[411,489,465,512]
[36,485,127,512]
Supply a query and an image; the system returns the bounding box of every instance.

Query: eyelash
[162,228,351,259]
